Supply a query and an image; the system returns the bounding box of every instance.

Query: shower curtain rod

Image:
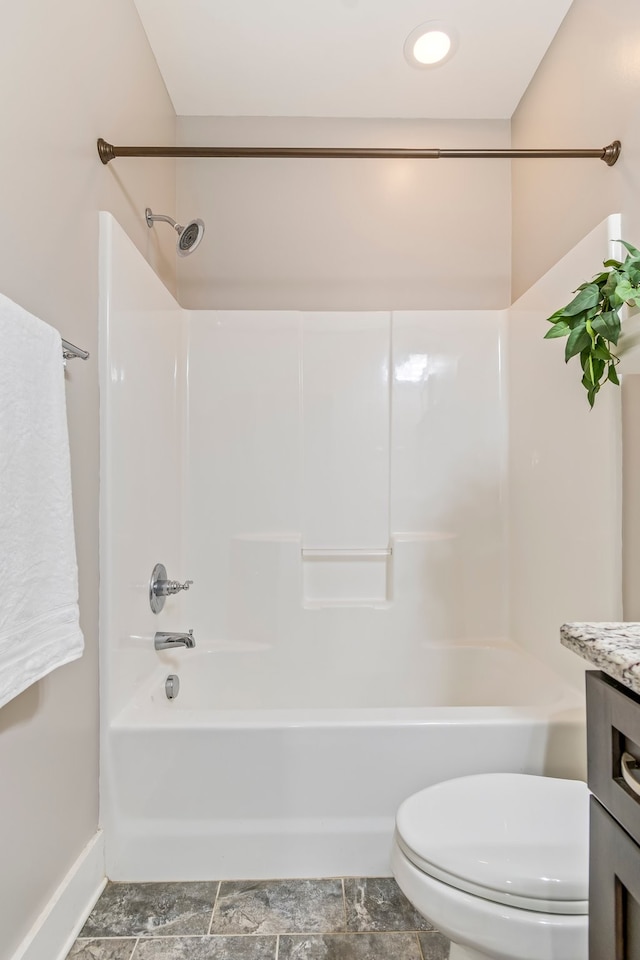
[97,138,621,166]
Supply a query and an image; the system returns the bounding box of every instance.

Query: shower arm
[145,208,181,232]
[99,139,622,166]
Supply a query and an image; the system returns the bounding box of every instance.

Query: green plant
[544,240,640,407]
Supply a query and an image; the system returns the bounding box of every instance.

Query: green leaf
[615,278,635,302]
[568,313,589,329]
[545,308,568,324]
[603,259,623,269]
[603,270,621,298]
[561,283,600,316]
[580,346,591,371]
[591,310,622,345]
[608,292,625,309]
[592,342,612,361]
[544,320,572,339]
[565,322,591,361]
[620,240,640,259]
[608,363,620,386]
[587,385,598,408]
[591,357,606,383]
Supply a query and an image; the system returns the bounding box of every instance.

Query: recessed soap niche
[302,548,392,606]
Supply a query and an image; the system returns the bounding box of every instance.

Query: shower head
[145,207,205,257]
[176,218,205,256]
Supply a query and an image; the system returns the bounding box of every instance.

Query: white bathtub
[103,643,585,881]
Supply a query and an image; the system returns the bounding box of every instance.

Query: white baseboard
[12,830,106,960]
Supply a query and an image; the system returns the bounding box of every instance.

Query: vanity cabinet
[586,670,640,958]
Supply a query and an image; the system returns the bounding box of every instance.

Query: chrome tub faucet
[154,630,196,650]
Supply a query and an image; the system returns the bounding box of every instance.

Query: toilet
[391,773,589,960]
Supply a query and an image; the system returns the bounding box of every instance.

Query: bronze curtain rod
[97,138,621,166]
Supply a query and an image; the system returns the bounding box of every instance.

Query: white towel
[0,293,84,708]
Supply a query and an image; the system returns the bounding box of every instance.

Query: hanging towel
[0,292,84,709]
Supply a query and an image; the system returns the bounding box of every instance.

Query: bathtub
[103,643,585,881]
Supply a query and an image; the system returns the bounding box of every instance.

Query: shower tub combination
[99,213,591,882]
[104,642,584,880]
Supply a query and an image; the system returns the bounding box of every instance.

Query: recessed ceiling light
[413,30,450,64]
[404,20,458,69]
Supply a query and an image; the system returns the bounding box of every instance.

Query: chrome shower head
[145,207,205,257]
[176,218,205,256]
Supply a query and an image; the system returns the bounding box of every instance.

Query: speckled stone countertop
[561,622,640,695]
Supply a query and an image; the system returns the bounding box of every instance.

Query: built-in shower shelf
[302,547,390,604]
[303,599,393,610]
[302,548,392,559]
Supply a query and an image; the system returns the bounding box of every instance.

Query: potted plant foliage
[544,241,640,406]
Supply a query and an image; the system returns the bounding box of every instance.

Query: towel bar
[62,338,89,361]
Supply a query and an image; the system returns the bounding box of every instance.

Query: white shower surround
[185,306,507,653]
[99,212,621,880]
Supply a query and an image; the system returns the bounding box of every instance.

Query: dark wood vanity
[587,670,640,958]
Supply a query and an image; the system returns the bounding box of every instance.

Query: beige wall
[512,0,640,300]
[176,116,511,310]
[622,376,640,620]
[0,3,175,956]
[507,218,622,692]
[512,0,640,623]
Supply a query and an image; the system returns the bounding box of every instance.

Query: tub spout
[154,630,196,650]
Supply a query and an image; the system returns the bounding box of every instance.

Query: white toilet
[391,773,589,960]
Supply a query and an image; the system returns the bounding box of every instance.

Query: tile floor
[68,878,451,959]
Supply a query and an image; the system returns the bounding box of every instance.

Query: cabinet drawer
[590,797,640,959]
[586,671,640,846]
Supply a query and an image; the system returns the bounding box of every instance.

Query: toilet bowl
[391,773,589,960]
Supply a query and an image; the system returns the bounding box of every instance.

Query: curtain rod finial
[97,138,115,164]
[603,140,621,166]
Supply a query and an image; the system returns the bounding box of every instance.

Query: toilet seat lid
[395,773,589,914]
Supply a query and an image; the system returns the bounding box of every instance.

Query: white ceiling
[133,0,573,121]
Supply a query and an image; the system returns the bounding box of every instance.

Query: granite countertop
[561,622,640,695]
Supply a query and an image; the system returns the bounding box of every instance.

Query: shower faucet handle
[161,578,193,596]
[149,563,194,613]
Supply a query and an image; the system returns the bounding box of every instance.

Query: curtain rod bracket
[97,138,621,166]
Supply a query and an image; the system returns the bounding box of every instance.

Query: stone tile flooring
[68,878,451,959]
